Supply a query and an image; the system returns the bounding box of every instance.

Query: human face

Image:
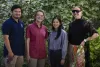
[35,11,44,23]
[12,8,21,19]
[53,19,60,29]
[72,7,82,19]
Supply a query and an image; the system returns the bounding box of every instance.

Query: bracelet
[84,39,87,42]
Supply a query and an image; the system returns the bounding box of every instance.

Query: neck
[36,21,41,28]
[54,28,58,31]
[75,17,82,20]
[12,16,19,23]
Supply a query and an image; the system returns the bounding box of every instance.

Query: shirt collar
[10,16,20,23]
[33,22,43,28]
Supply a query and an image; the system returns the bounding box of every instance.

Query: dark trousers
[49,49,64,67]
[85,42,91,67]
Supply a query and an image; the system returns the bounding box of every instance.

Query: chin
[37,20,43,22]
[54,27,58,29]
[75,17,80,19]
[15,17,21,19]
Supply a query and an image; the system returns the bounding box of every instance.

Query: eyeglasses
[72,10,81,13]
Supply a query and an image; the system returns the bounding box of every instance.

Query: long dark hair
[52,15,62,40]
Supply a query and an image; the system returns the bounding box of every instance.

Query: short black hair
[11,5,21,12]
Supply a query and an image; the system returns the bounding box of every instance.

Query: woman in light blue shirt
[48,15,68,67]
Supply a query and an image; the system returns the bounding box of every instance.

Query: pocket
[9,55,16,64]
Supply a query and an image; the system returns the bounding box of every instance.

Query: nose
[74,11,78,14]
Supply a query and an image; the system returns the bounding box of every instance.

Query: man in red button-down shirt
[26,10,48,67]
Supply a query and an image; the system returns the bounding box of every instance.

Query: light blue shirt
[48,29,68,59]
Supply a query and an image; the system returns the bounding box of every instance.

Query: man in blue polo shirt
[2,5,25,67]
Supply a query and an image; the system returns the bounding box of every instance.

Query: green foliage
[0,0,100,29]
[90,28,100,67]
[0,0,100,67]
[0,32,4,66]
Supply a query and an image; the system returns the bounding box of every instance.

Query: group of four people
[2,5,99,67]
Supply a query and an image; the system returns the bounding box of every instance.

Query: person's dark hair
[11,5,21,12]
[34,10,45,21]
[52,15,62,40]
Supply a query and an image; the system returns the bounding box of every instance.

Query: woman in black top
[68,6,99,67]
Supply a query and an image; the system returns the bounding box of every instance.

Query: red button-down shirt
[26,22,48,59]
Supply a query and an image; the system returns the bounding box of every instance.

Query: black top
[68,19,97,45]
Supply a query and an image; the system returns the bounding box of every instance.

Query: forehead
[53,19,59,22]
[72,7,81,10]
[13,8,21,11]
[36,11,44,15]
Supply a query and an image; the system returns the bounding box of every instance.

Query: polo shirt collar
[10,17,20,23]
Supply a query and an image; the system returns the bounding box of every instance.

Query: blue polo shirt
[2,17,25,57]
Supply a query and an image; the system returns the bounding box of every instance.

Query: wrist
[61,59,65,61]
[84,39,87,42]
[62,58,65,60]
[8,51,13,54]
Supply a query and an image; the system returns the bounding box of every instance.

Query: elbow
[92,33,99,39]
[95,33,99,38]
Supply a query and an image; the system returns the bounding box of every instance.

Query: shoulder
[83,20,92,27]
[42,25,47,28]
[42,25,48,31]
[48,31,53,38]
[26,23,34,30]
[19,20,24,24]
[28,23,34,27]
[68,21,74,28]
[61,29,67,35]
[69,22,72,26]
[49,31,54,35]
[4,18,11,23]
[2,18,13,26]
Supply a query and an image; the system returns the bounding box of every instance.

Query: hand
[26,55,30,63]
[80,40,85,46]
[60,59,65,65]
[7,52,14,63]
[8,52,14,60]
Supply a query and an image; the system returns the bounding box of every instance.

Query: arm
[26,25,31,62]
[45,27,48,39]
[67,23,71,43]
[47,34,50,64]
[26,38,30,62]
[2,22,14,58]
[84,33,99,42]
[3,35,14,58]
[61,31,68,65]
[81,33,99,46]
[61,31,68,59]
[85,21,99,41]
[81,21,99,45]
